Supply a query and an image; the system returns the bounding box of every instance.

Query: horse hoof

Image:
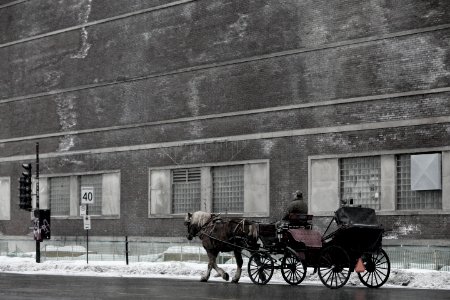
[223,273,230,281]
[231,278,239,284]
[200,277,208,282]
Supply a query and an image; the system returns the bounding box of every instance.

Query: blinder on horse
[184,212,222,240]
[184,212,196,240]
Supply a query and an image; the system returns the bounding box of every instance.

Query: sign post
[81,186,94,264]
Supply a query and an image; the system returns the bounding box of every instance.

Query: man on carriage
[282,191,309,226]
[284,191,308,217]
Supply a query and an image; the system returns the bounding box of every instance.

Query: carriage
[247,206,391,289]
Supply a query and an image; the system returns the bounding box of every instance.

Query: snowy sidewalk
[0,256,449,290]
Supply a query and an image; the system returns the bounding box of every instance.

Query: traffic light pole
[35,143,40,263]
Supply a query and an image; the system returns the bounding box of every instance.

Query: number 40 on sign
[81,186,94,204]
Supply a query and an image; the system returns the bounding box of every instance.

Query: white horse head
[185,211,212,240]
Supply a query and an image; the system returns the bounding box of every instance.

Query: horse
[184,211,258,283]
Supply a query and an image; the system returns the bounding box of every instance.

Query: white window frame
[39,171,120,219]
[309,148,450,216]
[149,160,270,218]
[0,177,11,220]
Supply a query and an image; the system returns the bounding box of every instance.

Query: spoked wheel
[357,248,391,288]
[281,251,307,285]
[248,251,274,285]
[318,245,351,289]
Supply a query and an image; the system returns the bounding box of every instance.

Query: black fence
[1,238,449,271]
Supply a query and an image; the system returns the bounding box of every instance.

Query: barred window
[212,165,244,213]
[47,172,120,217]
[151,162,269,217]
[172,168,201,214]
[340,156,381,210]
[80,174,103,216]
[49,177,71,216]
[396,154,442,210]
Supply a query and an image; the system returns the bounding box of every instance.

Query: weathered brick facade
[0,0,449,244]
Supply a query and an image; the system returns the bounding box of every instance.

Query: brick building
[0,0,449,245]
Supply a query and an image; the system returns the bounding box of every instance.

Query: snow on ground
[0,256,449,289]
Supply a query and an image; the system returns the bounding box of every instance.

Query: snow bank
[0,256,449,289]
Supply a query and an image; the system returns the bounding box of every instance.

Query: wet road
[0,273,448,300]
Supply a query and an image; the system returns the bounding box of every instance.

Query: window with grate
[396,154,442,210]
[80,174,103,216]
[49,177,71,216]
[172,168,201,213]
[340,156,381,210]
[212,165,244,213]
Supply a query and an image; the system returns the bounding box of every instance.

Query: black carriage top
[334,206,379,227]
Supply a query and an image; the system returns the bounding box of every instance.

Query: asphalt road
[0,273,448,300]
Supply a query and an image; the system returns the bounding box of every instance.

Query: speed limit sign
[81,186,95,204]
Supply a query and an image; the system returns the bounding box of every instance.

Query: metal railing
[384,246,450,271]
[0,237,234,264]
[1,238,449,271]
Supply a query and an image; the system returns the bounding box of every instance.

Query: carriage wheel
[318,245,351,289]
[281,252,306,285]
[281,251,307,285]
[357,248,391,288]
[248,252,274,285]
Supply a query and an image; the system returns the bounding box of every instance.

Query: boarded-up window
[411,154,442,191]
[310,159,339,214]
[0,177,11,220]
[397,154,442,210]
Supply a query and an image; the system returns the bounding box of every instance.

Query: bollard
[125,236,129,265]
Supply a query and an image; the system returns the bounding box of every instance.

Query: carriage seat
[285,213,313,229]
[258,223,278,246]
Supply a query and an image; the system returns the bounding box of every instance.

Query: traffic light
[19,163,32,211]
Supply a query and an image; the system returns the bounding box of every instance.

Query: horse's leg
[231,249,243,283]
[201,250,215,282]
[207,251,230,281]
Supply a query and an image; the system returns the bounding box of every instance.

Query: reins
[199,230,257,256]
[197,218,258,255]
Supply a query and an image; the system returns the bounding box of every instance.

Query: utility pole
[35,142,40,263]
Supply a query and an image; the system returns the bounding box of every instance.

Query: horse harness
[197,215,221,239]
[196,217,255,252]
[198,217,246,236]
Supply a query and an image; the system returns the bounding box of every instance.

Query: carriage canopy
[334,206,379,227]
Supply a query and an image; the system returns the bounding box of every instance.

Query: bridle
[185,214,215,240]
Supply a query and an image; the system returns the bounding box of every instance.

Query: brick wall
[0,0,449,241]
